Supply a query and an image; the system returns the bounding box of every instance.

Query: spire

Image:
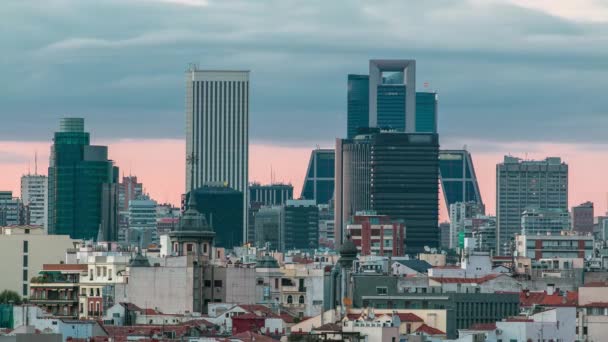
[188,191,198,209]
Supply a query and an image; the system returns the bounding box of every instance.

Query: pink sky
[1,140,606,222]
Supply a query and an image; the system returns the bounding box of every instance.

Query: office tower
[187,185,244,248]
[370,132,439,253]
[334,134,373,246]
[318,203,335,246]
[449,201,485,249]
[496,156,568,255]
[439,222,451,249]
[572,201,594,234]
[20,174,47,227]
[0,191,24,226]
[345,212,405,256]
[249,183,293,206]
[520,208,570,235]
[254,206,282,250]
[300,149,335,205]
[472,215,497,254]
[347,74,370,138]
[439,150,484,215]
[99,182,119,242]
[346,60,438,138]
[119,176,143,211]
[282,200,319,251]
[185,67,249,243]
[47,118,118,240]
[128,197,158,246]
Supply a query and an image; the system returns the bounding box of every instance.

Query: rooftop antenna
[34,150,38,175]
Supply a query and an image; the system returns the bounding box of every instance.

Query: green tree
[0,290,22,305]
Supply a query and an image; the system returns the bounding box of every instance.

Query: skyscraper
[572,201,594,234]
[20,174,47,227]
[282,199,319,251]
[249,183,293,206]
[254,205,282,250]
[47,118,118,240]
[300,149,335,205]
[496,156,568,255]
[128,197,158,246]
[346,60,438,138]
[439,150,484,214]
[185,67,249,242]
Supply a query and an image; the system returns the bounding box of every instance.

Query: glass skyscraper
[439,150,484,214]
[300,149,335,205]
[48,118,118,240]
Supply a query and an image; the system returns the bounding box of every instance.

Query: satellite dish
[424,246,431,252]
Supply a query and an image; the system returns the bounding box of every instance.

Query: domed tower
[168,193,215,259]
[332,235,358,317]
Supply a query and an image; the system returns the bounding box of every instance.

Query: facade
[128,198,158,246]
[572,201,594,234]
[346,212,405,256]
[449,201,485,250]
[515,232,593,260]
[282,200,319,251]
[300,149,335,205]
[347,74,370,138]
[496,156,568,255]
[521,208,570,235]
[318,204,335,246]
[249,183,293,206]
[118,176,143,212]
[20,174,47,227]
[185,68,249,244]
[0,192,24,226]
[439,150,483,213]
[78,255,129,319]
[439,222,450,249]
[254,206,282,250]
[100,183,118,242]
[29,264,87,318]
[187,185,244,248]
[0,226,74,298]
[472,215,497,254]
[370,132,439,253]
[47,118,119,240]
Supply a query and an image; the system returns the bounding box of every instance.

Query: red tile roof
[519,291,578,307]
[581,302,608,308]
[119,303,142,311]
[583,282,608,287]
[43,264,87,271]
[429,274,499,284]
[505,317,533,322]
[233,313,266,321]
[468,323,496,331]
[432,266,461,269]
[231,331,278,341]
[394,313,424,322]
[415,324,445,336]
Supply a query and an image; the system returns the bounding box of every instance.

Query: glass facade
[282,200,319,251]
[48,119,118,240]
[300,149,335,205]
[347,75,370,139]
[415,92,438,133]
[439,150,484,216]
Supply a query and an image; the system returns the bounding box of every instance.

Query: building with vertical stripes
[249,183,293,206]
[185,68,249,243]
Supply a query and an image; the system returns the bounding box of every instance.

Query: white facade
[494,307,576,342]
[186,68,249,242]
[128,198,158,244]
[20,174,47,228]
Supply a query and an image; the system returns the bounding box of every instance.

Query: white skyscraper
[20,174,47,227]
[185,67,249,242]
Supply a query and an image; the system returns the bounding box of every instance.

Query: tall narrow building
[47,118,118,240]
[300,149,335,205]
[439,150,484,215]
[185,67,249,243]
[496,156,568,255]
[21,174,47,228]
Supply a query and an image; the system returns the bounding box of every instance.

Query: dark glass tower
[300,149,335,205]
[48,118,118,240]
[347,75,370,139]
[439,150,484,215]
[282,200,319,251]
[370,133,440,253]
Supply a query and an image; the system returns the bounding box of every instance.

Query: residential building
[0,192,24,226]
[118,176,143,212]
[78,254,129,319]
[300,148,334,205]
[201,265,257,308]
[254,206,282,250]
[29,264,87,318]
[521,208,570,235]
[282,200,319,251]
[449,201,485,250]
[185,68,249,243]
[318,204,335,246]
[496,156,568,255]
[578,282,608,342]
[249,183,293,206]
[0,226,74,298]
[128,198,158,246]
[472,215,497,254]
[346,212,405,256]
[515,231,593,260]
[439,150,484,214]
[572,201,594,234]
[20,174,47,228]
[187,185,244,249]
[47,118,119,240]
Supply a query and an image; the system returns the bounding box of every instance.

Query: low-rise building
[346,212,405,257]
[515,231,594,260]
[29,264,87,318]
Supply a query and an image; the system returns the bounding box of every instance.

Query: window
[186,244,193,252]
[257,279,264,285]
[96,288,100,296]
[89,288,94,296]
[108,269,113,280]
[299,295,305,304]
[275,278,279,289]
[204,280,211,287]
[23,255,28,268]
[214,280,222,287]
[23,241,28,253]
[22,284,27,296]
[22,270,27,281]
[203,244,208,253]
[287,295,293,304]
[376,287,388,295]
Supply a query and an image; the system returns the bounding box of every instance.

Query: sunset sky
[3,0,608,220]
